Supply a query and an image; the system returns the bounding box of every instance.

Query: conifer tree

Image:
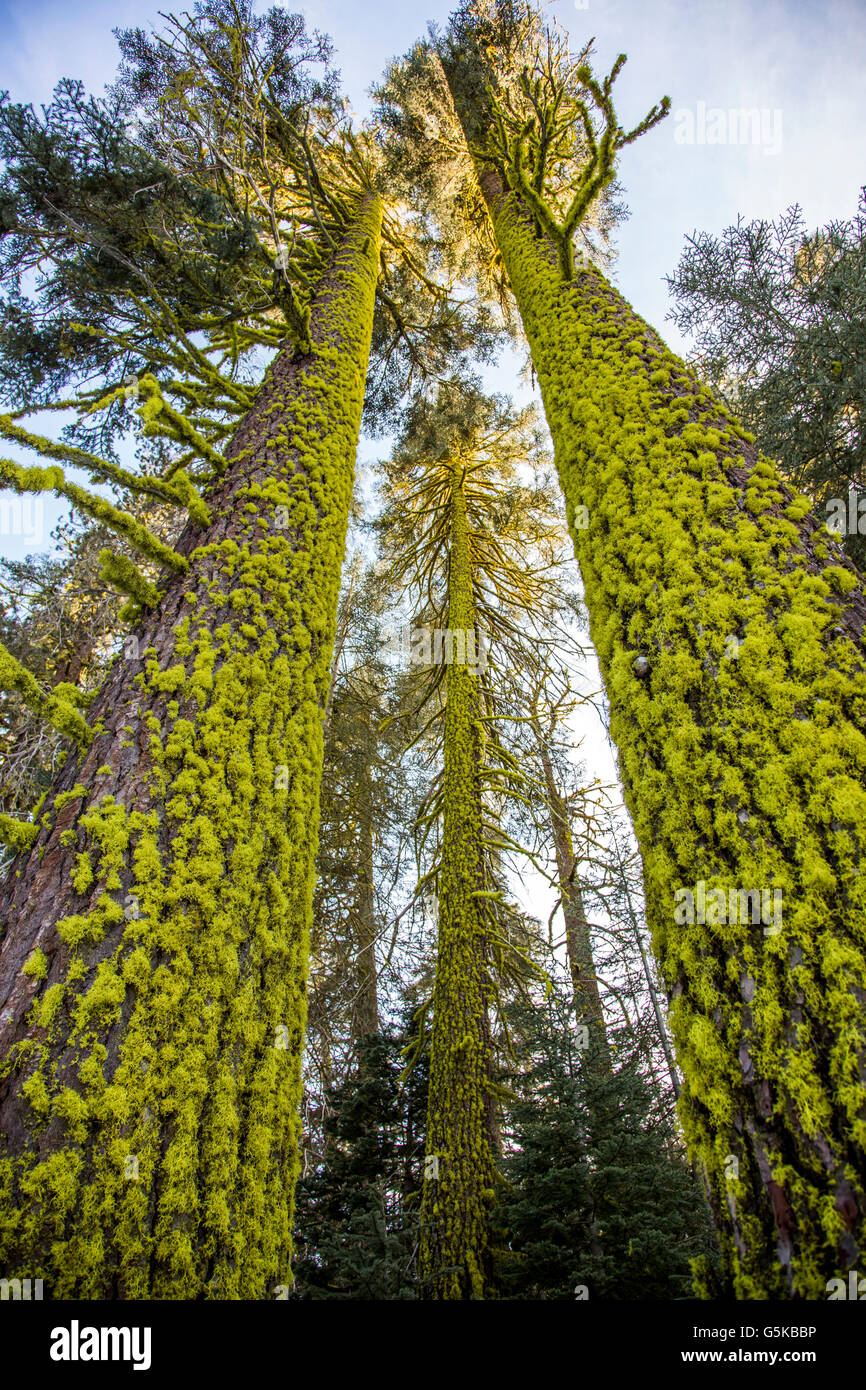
[0,8,385,1295]
[378,0,866,1297]
[0,0,501,1295]
[377,382,561,1298]
[0,201,382,1298]
[419,456,497,1299]
[499,985,718,1300]
[666,192,866,566]
[307,557,425,1090]
[292,1022,427,1300]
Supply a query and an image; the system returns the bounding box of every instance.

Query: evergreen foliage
[292,1026,427,1300]
[498,992,718,1300]
[666,193,866,565]
[0,0,860,1306]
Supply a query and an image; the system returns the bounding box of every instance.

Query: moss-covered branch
[0,641,92,747]
[0,455,188,575]
[0,413,207,520]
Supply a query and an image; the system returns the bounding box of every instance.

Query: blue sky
[1,0,863,553]
[0,0,863,556]
[2,0,863,337]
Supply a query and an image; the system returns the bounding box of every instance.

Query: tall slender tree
[420,461,497,1298]
[376,382,563,1297]
[525,667,609,1058]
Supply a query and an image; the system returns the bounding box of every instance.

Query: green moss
[479,172,866,1300]
[419,469,497,1301]
[32,983,65,1029]
[99,551,161,610]
[55,785,88,812]
[21,949,48,981]
[0,645,91,748]
[0,814,38,853]
[0,192,384,1300]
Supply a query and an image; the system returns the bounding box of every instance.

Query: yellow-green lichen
[0,192,384,1300]
[479,170,866,1300]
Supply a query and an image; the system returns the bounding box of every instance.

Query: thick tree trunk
[0,192,383,1298]
[443,79,866,1296]
[419,475,496,1300]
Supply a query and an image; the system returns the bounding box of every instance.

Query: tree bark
[443,62,866,1297]
[419,473,496,1300]
[0,191,383,1298]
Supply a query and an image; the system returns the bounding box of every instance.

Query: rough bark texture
[444,81,866,1296]
[0,192,383,1298]
[419,475,496,1300]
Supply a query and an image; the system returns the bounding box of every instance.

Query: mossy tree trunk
[419,471,497,1300]
[0,192,383,1298]
[443,117,866,1296]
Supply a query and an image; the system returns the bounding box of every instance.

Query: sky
[2,0,863,334]
[1,0,863,529]
[0,0,864,893]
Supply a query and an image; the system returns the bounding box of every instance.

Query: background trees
[0,0,861,1303]
[666,192,866,567]
[498,987,717,1301]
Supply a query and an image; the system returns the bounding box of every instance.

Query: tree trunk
[443,75,866,1297]
[534,733,608,1054]
[419,473,496,1300]
[354,741,381,1045]
[0,192,383,1298]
